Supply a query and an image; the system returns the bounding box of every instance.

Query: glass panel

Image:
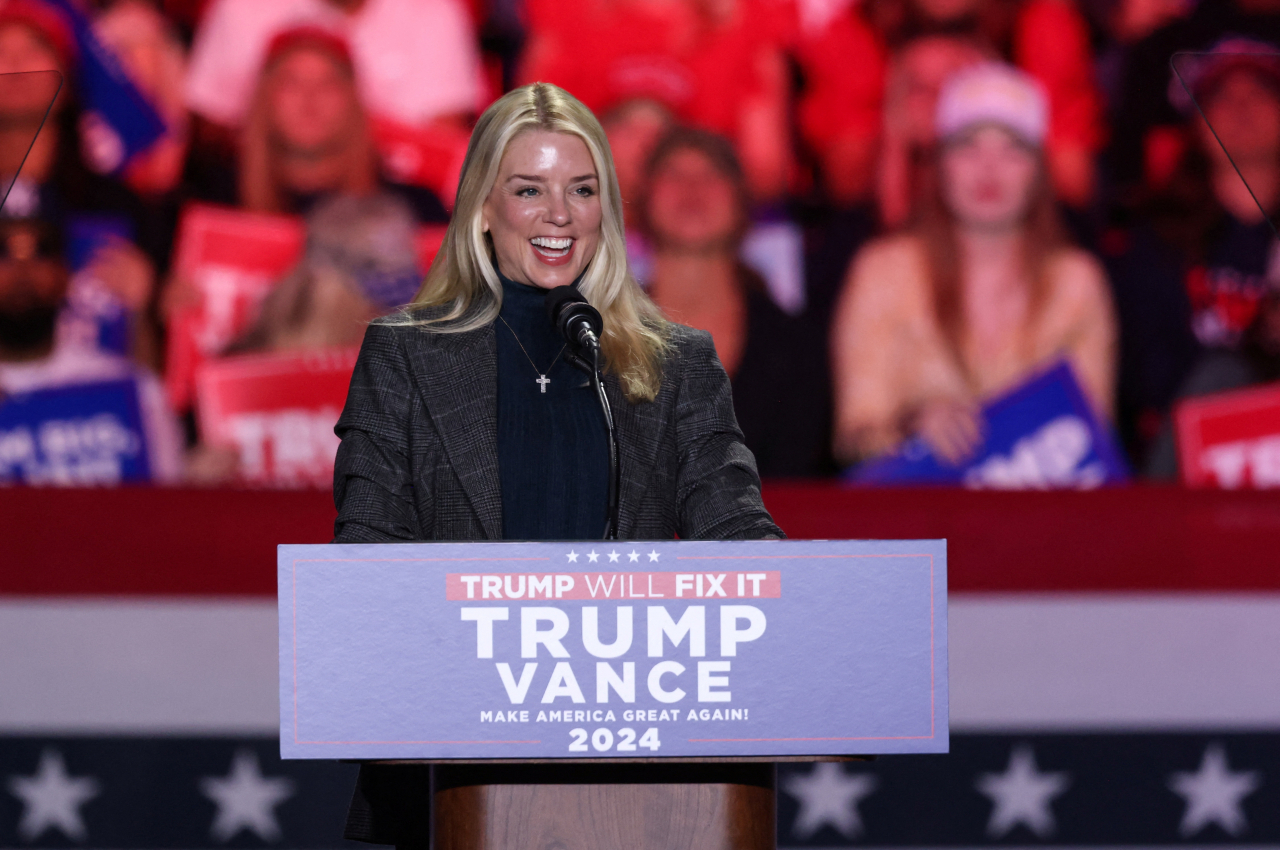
[1171,49,1280,237]
[0,70,64,214]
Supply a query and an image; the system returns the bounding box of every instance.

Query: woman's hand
[911,398,984,466]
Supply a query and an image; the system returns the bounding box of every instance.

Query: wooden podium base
[432,764,776,850]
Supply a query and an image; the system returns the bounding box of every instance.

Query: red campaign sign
[195,347,359,489]
[165,202,446,411]
[165,204,303,411]
[445,570,783,601]
[1175,381,1280,488]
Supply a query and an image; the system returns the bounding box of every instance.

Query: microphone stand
[587,343,621,540]
[549,285,621,541]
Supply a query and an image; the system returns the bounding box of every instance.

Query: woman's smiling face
[482,130,603,289]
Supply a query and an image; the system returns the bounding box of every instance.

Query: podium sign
[278,539,948,759]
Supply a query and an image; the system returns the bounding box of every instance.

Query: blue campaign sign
[850,361,1129,488]
[63,214,136,356]
[43,0,167,174]
[0,377,151,484]
[278,539,948,760]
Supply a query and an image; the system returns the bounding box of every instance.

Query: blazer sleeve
[671,329,785,540]
[332,323,426,543]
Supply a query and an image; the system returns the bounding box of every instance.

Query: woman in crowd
[867,0,1104,211]
[831,63,1116,466]
[640,127,832,476]
[1108,40,1280,475]
[333,81,780,841]
[192,25,448,223]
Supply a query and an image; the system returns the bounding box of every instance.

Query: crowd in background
[0,0,1279,485]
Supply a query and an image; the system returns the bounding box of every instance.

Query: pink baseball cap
[935,62,1049,146]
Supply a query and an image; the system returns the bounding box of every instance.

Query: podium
[279,539,948,848]
[432,762,775,849]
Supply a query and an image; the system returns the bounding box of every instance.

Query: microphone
[545,286,603,354]
[544,284,619,540]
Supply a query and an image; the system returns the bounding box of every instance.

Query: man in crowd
[0,214,182,482]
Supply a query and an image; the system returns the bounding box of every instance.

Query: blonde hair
[395,82,670,403]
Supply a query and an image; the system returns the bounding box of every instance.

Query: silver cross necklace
[499,316,568,394]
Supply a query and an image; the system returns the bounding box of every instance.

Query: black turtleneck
[495,272,609,540]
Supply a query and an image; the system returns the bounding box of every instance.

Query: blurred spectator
[93,0,190,198]
[601,97,676,226]
[877,33,989,228]
[0,0,168,365]
[640,127,832,476]
[831,63,1116,465]
[864,0,1104,212]
[1108,42,1280,474]
[600,97,677,284]
[793,6,885,207]
[1110,0,1280,201]
[0,215,182,481]
[184,0,485,139]
[190,26,448,221]
[228,192,420,354]
[522,0,794,201]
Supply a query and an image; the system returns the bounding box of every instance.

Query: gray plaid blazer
[332,316,782,844]
[332,319,782,546]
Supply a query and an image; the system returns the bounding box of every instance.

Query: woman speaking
[332,82,781,843]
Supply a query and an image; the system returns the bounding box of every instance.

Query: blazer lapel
[607,377,664,539]
[404,324,504,540]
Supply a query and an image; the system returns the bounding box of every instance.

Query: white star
[976,744,1070,838]
[783,762,877,838]
[566,550,579,563]
[587,550,599,563]
[608,550,620,562]
[199,749,294,842]
[6,749,99,841]
[648,550,660,562]
[628,550,640,562]
[1169,743,1261,837]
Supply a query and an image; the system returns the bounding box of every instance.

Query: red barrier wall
[2,485,1277,595]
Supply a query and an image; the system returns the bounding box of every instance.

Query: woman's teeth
[531,237,573,257]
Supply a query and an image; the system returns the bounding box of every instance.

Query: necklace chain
[498,316,567,394]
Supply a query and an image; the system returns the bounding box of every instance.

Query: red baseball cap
[263,24,354,71]
[1170,37,1280,115]
[0,0,76,70]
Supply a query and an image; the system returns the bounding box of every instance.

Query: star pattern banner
[1,733,1277,847]
[4,486,1278,848]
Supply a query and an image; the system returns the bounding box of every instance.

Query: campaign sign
[1175,381,1280,488]
[850,361,1129,488]
[0,378,150,485]
[196,347,358,489]
[166,204,445,410]
[165,205,306,411]
[43,0,167,174]
[60,214,135,356]
[278,538,948,760]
